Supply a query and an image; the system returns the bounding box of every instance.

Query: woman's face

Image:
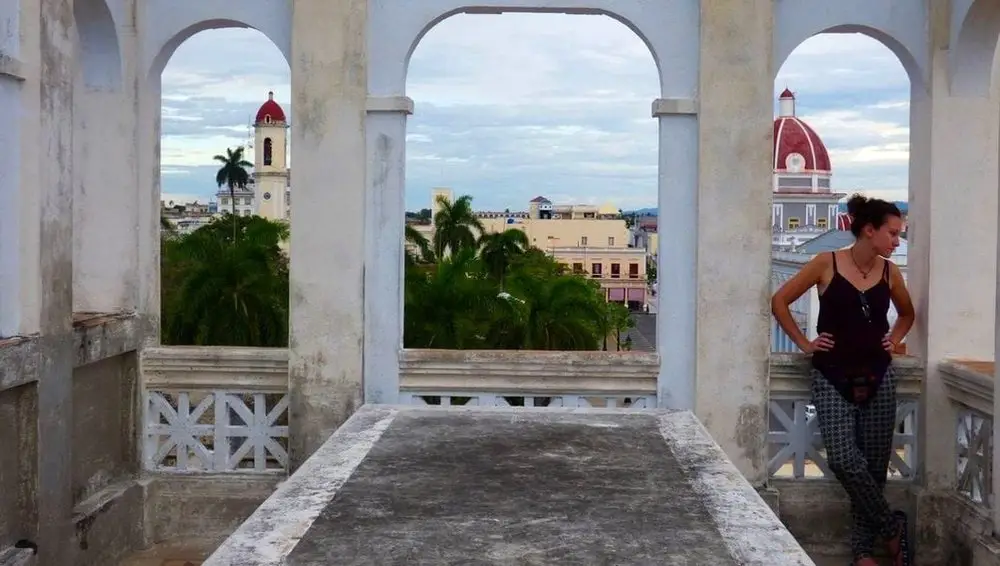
[864,215,903,256]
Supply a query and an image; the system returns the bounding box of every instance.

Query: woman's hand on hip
[882,336,897,353]
[804,333,834,354]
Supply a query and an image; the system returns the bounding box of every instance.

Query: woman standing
[771,194,914,566]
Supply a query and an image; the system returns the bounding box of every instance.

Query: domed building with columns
[214,92,291,221]
[771,88,848,249]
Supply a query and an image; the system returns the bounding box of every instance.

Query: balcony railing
[398,348,659,408]
[941,360,994,509]
[141,346,289,473]
[767,353,922,480]
[138,347,925,486]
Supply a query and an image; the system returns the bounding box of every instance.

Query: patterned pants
[810,366,899,559]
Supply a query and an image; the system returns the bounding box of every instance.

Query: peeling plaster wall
[2,0,42,338]
[73,85,139,312]
[288,0,368,467]
[71,355,138,505]
[1,319,147,564]
[73,94,137,310]
[144,475,283,547]
[695,0,773,482]
[35,0,79,562]
[0,384,38,552]
[0,61,24,336]
[72,0,138,314]
[0,0,24,337]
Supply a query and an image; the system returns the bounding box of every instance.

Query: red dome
[836,212,852,231]
[255,91,286,124]
[773,90,831,173]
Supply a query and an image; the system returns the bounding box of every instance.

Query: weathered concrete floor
[288,412,735,565]
[118,538,214,565]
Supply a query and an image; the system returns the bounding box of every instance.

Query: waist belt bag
[823,364,879,405]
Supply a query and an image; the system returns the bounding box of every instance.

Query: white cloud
[160,17,912,211]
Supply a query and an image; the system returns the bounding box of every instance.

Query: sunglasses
[858,292,871,322]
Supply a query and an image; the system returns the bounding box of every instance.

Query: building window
[572,262,584,274]
[264,137,273,166]
[580,236,588,246]
[608,236,615,247]
[611,263,621,278]
[221,197,229,205]
[788,217,800,229]
[244,197,252,205]
[591,263,602,277]
[629,263,639,278]
[817,218,828,229]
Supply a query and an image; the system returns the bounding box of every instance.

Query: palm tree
[432,194,484,259]
[161,216,289,347]
[503,273,608,350]
[403,248,496,349]
[478,229,530,286]
[604,301,635,351]
[405,224,434,265]
[214,146,253,240]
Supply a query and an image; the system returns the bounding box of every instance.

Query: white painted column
[363,95,412,404]
[696,0,773,483]
[136,76,161,342]
[907,50,999,498]
[653,98,698,411]
[288,0,368,468]
[35,0,77,561]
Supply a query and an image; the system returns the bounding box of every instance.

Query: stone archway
[949,0,1000,96]
[73,0,130,313]
[362,0,701,410]
[773,1,928,90]
[75,0,123,89]
[135,9,291,328]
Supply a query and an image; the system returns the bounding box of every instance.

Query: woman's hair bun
[846,193,869,217]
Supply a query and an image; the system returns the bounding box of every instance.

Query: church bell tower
[252,91,290,220]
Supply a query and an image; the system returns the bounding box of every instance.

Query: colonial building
[771,89,847,249]
[412,188,649,309]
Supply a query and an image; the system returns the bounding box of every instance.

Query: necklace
[850,247,876,279]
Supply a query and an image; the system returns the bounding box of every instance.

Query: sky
[160,14,911,212]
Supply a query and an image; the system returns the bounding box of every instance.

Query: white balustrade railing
[141,346,925,482]
[398,349,660,408]
[941,360,994,509]
[767,353,922,480]
[141,346,289,473]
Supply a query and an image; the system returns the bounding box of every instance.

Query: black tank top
[812,251,892,383]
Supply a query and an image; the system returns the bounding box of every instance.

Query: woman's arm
[887,261,915,349]
[771,254,829,352]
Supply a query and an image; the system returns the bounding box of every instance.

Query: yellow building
[412,189,649,308]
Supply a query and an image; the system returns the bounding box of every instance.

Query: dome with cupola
[255,91,286,125]
[772,88,832,193]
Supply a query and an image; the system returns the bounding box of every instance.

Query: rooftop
[204,406,811,566]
